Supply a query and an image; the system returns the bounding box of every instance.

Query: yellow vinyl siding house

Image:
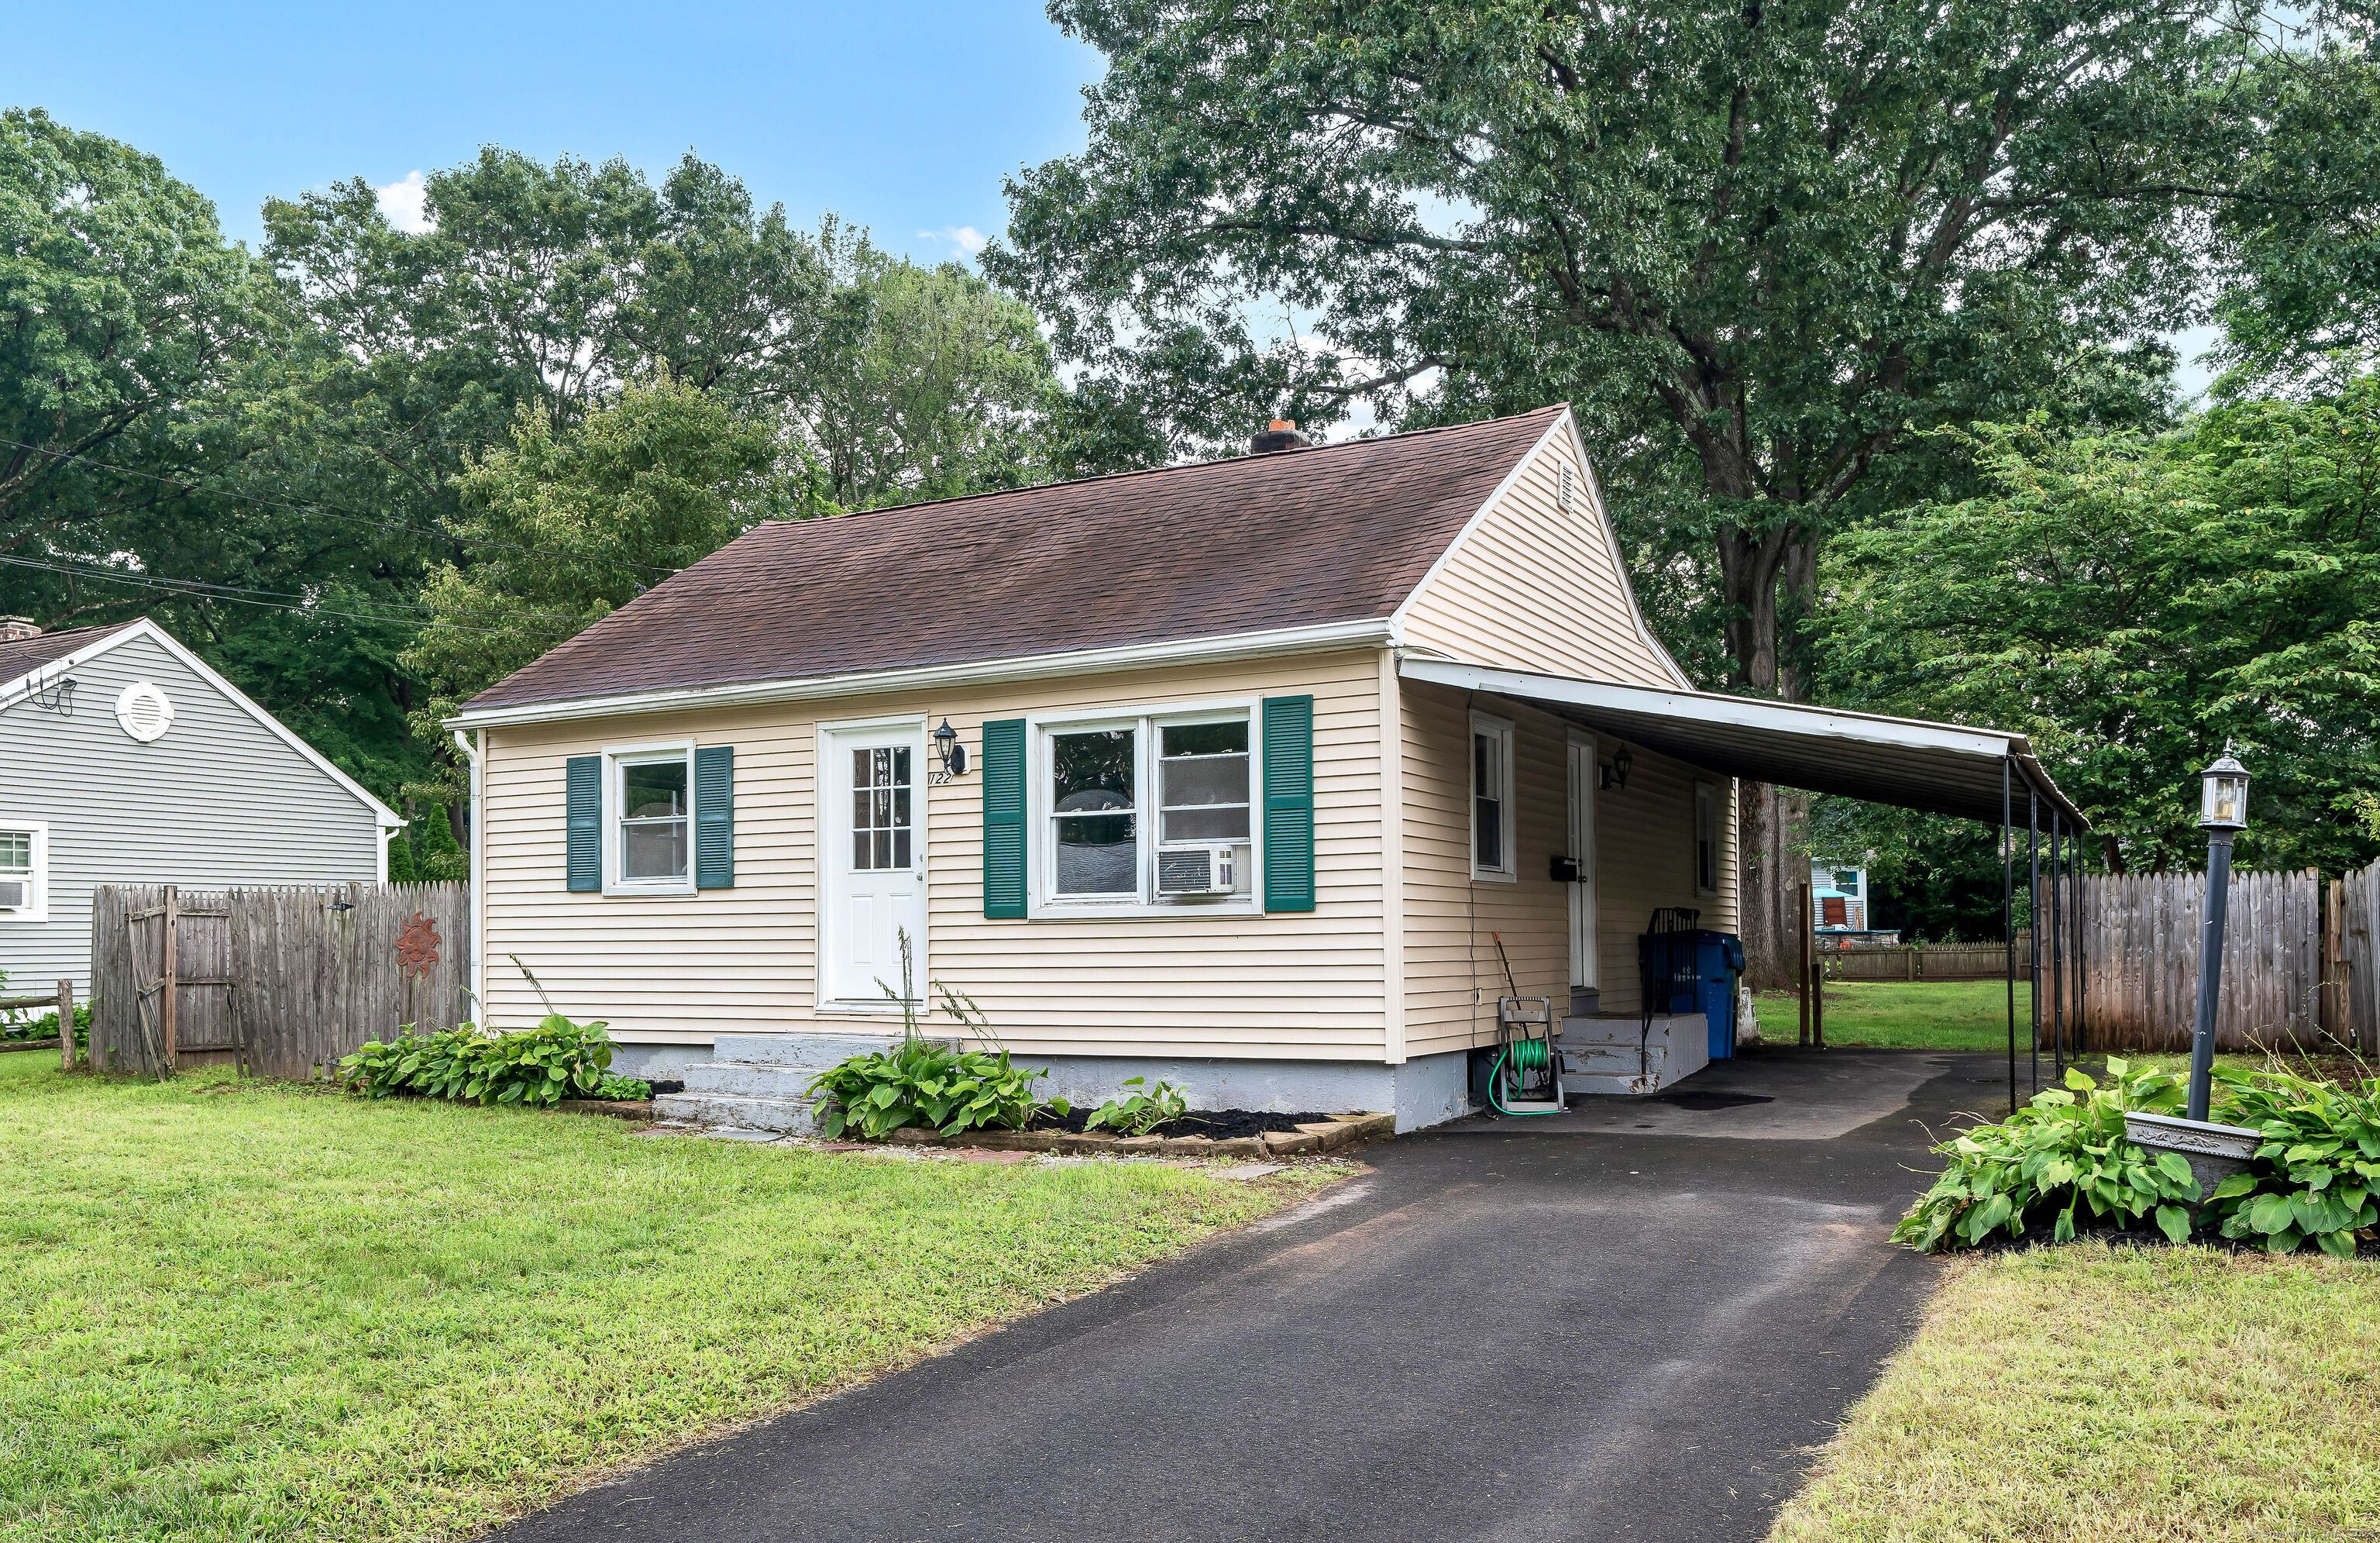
[452,408,1743,1131]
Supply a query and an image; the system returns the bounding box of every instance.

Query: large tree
[1818,380,2380,880]
[989,0,2306,982]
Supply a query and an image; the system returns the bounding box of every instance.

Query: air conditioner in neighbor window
[0,880,26,910]
[1157,844,1241,897]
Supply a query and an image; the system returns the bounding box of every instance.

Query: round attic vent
[115,680,174,742]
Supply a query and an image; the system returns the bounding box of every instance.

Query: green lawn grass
[1756,980,2034,1050]
[1767,1243,2380,1541]
[0,1053,1335,1542]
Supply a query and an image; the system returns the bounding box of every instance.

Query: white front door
[822,723,927,1007]
[1568,735,1598,990]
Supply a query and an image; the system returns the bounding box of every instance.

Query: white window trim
[1470,711,1517,883]
[601,739,696,897]
[0,821,49,922]
[1694,780,1721,898]
[1026,697,1264,919]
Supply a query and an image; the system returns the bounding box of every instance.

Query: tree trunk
[1715,519,1815,990]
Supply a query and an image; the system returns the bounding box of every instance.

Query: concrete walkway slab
[1537,1046,1978,1141]
[492,1052,1996,1543]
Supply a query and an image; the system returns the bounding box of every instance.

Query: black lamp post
[2186,748,2251,1121]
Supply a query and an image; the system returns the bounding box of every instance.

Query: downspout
[453,728,487,1025]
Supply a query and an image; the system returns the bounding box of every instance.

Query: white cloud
[919,225,987,257]
[376,170,432,234]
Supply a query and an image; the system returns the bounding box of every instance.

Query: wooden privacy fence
[1821,936,2030,983]
[2079,870,2323,1052]
[88,882,473,1079]
[2346,859,2380,1053]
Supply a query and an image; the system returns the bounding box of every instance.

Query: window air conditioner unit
[1157,844,1240,897]
[0,880,26,910]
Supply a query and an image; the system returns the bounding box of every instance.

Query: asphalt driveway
[496,1048,1999,1543]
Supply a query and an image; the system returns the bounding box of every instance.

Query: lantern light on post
[2199,753,2250,831]
[2184,746,2251,1121]
[931,718,968,780]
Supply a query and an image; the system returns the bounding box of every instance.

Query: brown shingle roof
[0,621,137,691]
[465,407,1566,712]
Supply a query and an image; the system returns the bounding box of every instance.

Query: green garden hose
[1489,1036,1560,1116]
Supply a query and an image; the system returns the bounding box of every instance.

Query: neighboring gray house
[1,617,401,997]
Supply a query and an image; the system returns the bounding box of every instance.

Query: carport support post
[1797,882,1812,1047]
[2051,811,2065,1081]
[2003,759,2017,1117]
[2027,790,2040,1097]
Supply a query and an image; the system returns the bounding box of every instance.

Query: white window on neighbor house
[1036,706,1255,912]
[1470,711,1516,882]
[609,745,692,894]
[0,823,47,921]
[1694,781,1721,897]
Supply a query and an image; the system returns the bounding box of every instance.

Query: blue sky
[0,0,1102,263]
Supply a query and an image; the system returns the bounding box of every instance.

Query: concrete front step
[681,1060,831,1100]
[652,1090,819,1135]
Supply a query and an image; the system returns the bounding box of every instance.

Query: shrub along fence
[88,882,473,1079]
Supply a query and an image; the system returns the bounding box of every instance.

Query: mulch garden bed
[1966,1213,2380,1259]
[889,1108,1395,1159]
[1025,1106,1333,1141]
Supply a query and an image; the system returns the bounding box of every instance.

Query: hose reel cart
[1483,995,1564,1115]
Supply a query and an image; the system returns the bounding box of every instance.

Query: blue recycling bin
[1635,927,1742,1058]
[1691,930,1745,1059]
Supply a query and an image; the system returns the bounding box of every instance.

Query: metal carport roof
[1400,658,2086,830]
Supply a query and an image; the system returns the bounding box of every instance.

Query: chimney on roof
[0,617,40,643]
[1249,418,1310,455]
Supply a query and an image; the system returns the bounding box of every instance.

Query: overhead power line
[0,552,592,640]
[0,435,682,578]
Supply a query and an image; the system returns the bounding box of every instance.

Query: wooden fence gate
[88,882,473,1079]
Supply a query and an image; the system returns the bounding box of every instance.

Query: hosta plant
[2202,1065,2380,1258]
[806,1039,1061,1139]
[1085,1076,1192,1136]
[341,1014,614,1107]
[1893,1059,2201,1253]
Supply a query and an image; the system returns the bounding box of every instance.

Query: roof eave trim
[447,617,1398,730]
[1402,657,2088,827]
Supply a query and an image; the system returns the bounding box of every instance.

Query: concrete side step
[679,1061,828,1100]
[653,1090,818,1135]
[1562,1045,1649,1076]
[710,1031,955,1069]
[1564,1071,1659,1097]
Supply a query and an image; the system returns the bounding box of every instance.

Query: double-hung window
[613,749,692,893]
[1039,708,1256,911]
[0,823,43,920]
[1470,712,1516,881]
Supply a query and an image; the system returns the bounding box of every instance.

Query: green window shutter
[982,718,1028,918]
[1262,695,1316,912]
[695,745,734,889]
[565,756,602,892]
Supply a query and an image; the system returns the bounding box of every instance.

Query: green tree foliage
[416,800,466,882]
[402,374,788,799]
[1818,379,2380,877]
[0,108,278,562]
[2215,41,2380,385]
[385,827,421,883]
[795,220,1058,509]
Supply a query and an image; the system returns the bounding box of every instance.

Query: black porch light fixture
[1600,743,1633,791]
[932,718,968,779]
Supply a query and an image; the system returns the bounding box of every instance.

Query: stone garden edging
[886,1111,1395,1159]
